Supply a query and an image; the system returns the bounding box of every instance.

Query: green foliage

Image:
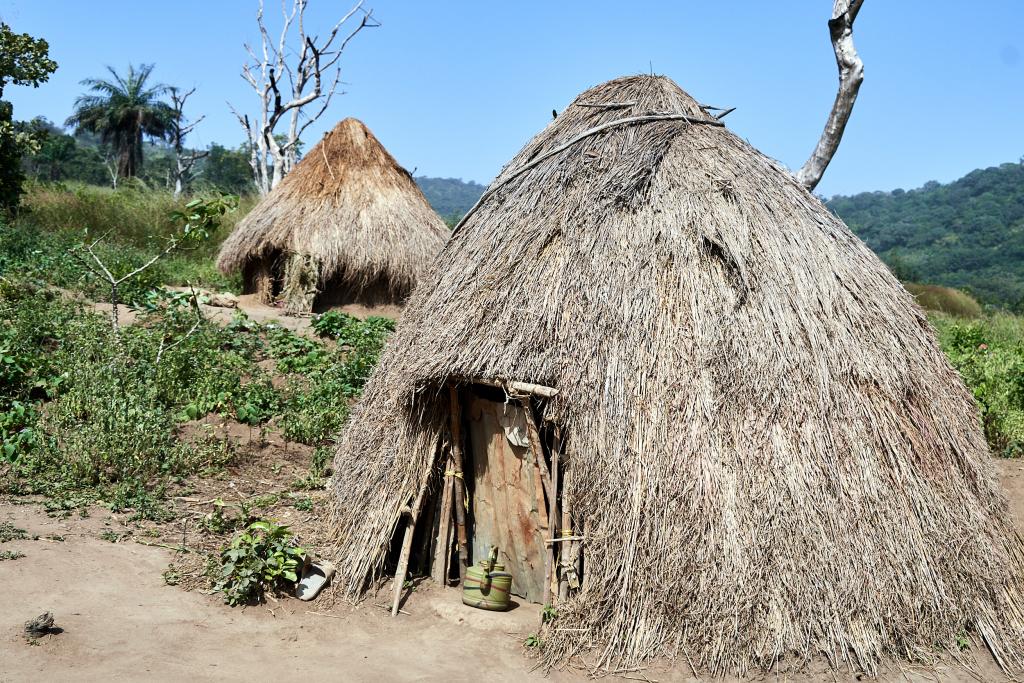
[0,549,25,560]
[0,22,58,214]
[197,143,254,195]
[0,520,28,542]
[933,313,1024,457]
[199,499,240,534]
[277,315,394,445]
[293,446,333,490]
[19,118,109,185]
[541,604,558,623]
[7,185,246,297]
[0,23,58,96]
[0,101,25,214]
[215,520,305,606]
[828,162,1024,310]
[414,176,483,220]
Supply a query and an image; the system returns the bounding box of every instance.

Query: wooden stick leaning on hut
[449,385,469,584]
[518,396,559,607]
[430,449,455,585]
[391,479,431,616]
[555,427,572,602]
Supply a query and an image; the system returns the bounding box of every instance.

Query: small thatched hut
[216,118,448,312]
[328,75,1024,675]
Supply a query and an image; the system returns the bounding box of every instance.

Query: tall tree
[66,64,174,182]
[230,0,378,195]
[0,22,58,212]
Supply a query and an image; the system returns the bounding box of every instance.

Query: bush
[934,313,1024,457]
[906,283,982,318]
[215,520,305,606]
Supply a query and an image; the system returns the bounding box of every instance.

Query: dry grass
[327,75,1024,676]
[216,118,449,310]
[906,282,983,318]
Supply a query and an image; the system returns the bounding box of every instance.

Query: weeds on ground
[0,521,28,542]
[933,313,1024,457]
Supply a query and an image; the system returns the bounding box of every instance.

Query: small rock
[207,292,239,309]
[24,612,55,638]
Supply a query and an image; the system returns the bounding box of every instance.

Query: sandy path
[0,502,574,682]
[2,479,1016,683]
[8,452,1024,683]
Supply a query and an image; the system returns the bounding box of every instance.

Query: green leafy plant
[541,604,558,623]
[199,498,238,534]
[934,314,1024,457]
[162,564,181,586]
[0,520,28,542]
[215,520,305,606]
[0,549,25,560]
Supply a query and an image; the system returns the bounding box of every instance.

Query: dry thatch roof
[328,75,1024,675]
[216,118,448,300]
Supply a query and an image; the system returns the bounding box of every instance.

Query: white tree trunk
[796,0,865,192]
[230,0,377,196]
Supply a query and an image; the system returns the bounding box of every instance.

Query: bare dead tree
[229,0,378,195]
[796,0,865,192]
[102,153,118,189]
[168,87,209,198]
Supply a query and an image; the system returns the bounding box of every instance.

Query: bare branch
[795,0,866,192]
[232,0,377,193]
[115,239,179,286]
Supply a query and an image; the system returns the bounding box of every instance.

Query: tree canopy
[828,160,1024,311]
[0,23,58,99]
[65,64,174,179]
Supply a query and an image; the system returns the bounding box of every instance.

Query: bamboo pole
[430,452,455,585]
[519,397,558,606]
[459,376,559,399]
[449,384,469,584]
[556,428,571,603]
[391,441,442,615]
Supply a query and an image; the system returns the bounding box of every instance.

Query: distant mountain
[827,161,1024,310]
[415,176,485,223]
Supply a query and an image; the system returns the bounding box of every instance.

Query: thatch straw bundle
[216,118,448,309]
[329,75,1024,675]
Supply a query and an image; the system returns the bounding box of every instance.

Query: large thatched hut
[328,75,1024,675]
[216,118,448,312]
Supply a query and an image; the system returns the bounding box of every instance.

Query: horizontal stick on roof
[451,111,725,236]
[459,377,559,399]
[575,101,637,109]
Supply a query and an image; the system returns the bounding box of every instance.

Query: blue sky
[1,1,1022,197]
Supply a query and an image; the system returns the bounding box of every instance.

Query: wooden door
[466,393,547,603]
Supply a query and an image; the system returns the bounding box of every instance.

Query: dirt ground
[92,288,403,338]
[2,460,1023,681]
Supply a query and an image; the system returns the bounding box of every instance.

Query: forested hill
[827,161,1024,310]
[414,176,485,220]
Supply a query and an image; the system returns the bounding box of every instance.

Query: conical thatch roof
[329,76,1024,675]
[216,118,448,302]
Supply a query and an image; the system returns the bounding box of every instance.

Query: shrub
[215,520,305,606]
[906,283,982,318]
[934,313,1024,457]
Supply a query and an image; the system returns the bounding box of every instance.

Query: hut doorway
[464,387,548,602]
[423,381,578,612]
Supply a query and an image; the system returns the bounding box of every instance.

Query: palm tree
[65,64,173,180]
